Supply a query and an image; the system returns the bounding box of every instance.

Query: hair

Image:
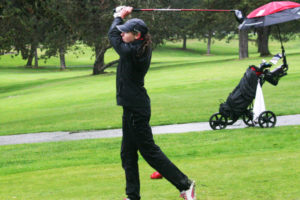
[135,33,152,58]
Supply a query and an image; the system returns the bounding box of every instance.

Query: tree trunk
[102,59,119,71]
[34,47,38,68]
[207,31,212,55]
[182,35,187,50]
[257,27,271,56]
[26,46,35,67]
[93,45,105,75]
[59,47,66,70]
[239,29,248,59]
[257,31,262,53]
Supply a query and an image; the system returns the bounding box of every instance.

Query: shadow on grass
[155,45,239,56]
[0,65,94,72]
[155,46,207,55]
[0,73,113,97]
[150,57,237,71]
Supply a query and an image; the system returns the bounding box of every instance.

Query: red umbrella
[247,1,300,18]
[239,1,300,29]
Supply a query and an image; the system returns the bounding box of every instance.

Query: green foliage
[2,0,47,59]
[2,0,300,64]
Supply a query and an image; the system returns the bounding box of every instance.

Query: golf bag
[219,67,258,121]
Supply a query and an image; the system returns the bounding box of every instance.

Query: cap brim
[116,25,131,33]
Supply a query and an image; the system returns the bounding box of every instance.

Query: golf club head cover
[234,10,244,24]
[264,65,288,86]
[114,6,126,18]
[259,62,272,71]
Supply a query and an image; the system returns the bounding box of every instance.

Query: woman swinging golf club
[108,6,196,200]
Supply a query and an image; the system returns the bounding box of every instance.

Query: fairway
[2,2,300,200]
[1,39,300,135]
[0,126,299,199]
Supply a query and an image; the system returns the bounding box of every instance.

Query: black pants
[121,106,190,200]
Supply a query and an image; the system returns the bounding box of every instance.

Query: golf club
[130,8,235,12]
[113,8,244,23]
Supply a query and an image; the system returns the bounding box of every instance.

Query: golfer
[108,6,196,200]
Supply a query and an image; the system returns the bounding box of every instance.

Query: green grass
[1,39,300,135]
[0,125,299,199]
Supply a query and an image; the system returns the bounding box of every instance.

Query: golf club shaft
[113,8,235,12]
[133,8,234,12]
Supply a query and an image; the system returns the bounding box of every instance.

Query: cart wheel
[209,113,228,130]
[258,111,277,128]
[242,110,255,127]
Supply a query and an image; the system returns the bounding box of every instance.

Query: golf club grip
[112,8,141,12]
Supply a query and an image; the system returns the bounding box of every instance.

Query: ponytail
[136,33,152,58]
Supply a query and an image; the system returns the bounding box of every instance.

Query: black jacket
[108,17,151,107]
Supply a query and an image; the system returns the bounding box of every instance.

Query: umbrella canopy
[239,1,300,29]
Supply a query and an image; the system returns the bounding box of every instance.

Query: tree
[89,0,177,74]
[257,26,271,56]
[0,1,14,55]
[40,0,78,70]
[269,15,300,55]
[232,0,251,59]
[165,0,199,50]
[239,29,248,59]
[271,20,300,44]
[60,0,117,75]
[126,0,180,46]
[1,0,47,67]
[245,0,279,57]
[190,0,237,55]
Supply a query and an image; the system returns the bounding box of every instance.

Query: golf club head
[234,10,244,24]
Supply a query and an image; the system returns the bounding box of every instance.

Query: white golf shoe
[180,181,196,200]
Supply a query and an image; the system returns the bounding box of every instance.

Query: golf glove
[114,6,126,18]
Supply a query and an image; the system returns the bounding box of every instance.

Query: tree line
[1,0,300,74]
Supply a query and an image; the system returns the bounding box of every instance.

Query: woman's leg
[121,107,140,200]
[128,106,191,192]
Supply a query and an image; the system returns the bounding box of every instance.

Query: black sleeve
[108,17,132,56]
